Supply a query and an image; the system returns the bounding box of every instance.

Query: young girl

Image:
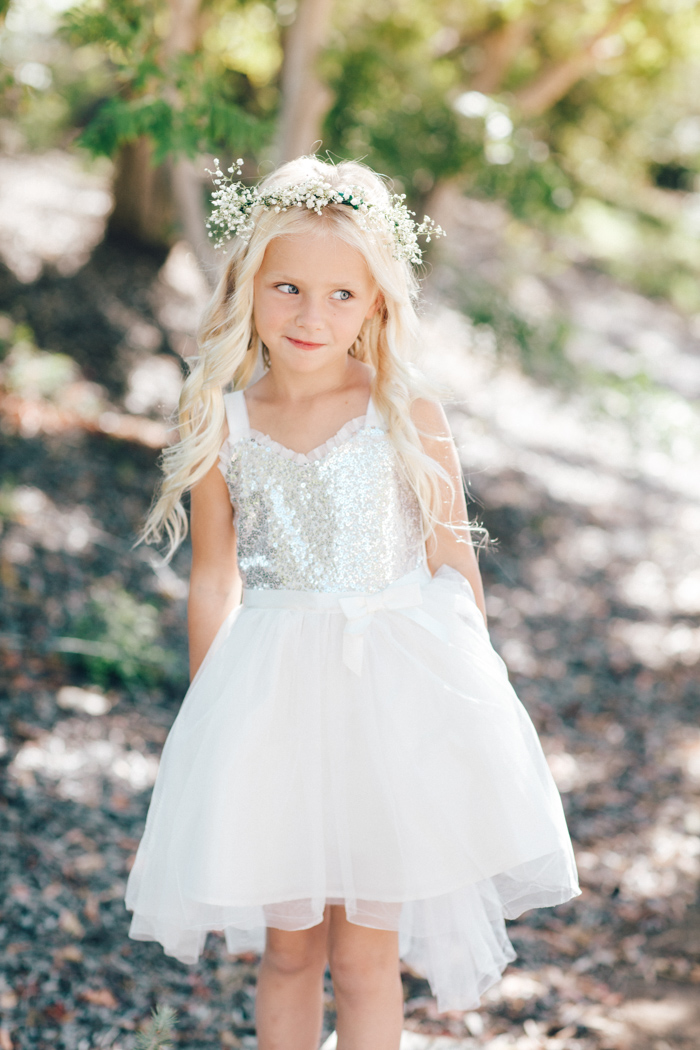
[125,156,580,1050]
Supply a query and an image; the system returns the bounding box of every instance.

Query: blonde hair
[143,155,461,558]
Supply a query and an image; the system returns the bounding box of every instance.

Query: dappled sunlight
[421,305,700,505]
[2,485,102,556]
[609,619,700,670]
[0,324,172,447]
[0,136,698,1044]
[544,749,614,795]
[666,729,700,787]
[124,355,182,417]
[9,723,160,802]
[8,701,164,804]
[415,272,700,1042]
[576,820,700,907]
[419,303,700,682]
[0,152,112,283]
[155,241,212,360]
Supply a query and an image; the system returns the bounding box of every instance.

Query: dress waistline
[242,564,447,675]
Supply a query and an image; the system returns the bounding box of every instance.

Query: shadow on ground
[0,183,699,1050]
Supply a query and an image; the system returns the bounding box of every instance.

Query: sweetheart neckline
[239,391,379,463]
[245,413,376,464]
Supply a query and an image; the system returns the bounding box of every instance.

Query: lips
[286,336,325,350]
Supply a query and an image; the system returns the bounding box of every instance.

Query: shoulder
[410,397,451,439]
[409,397,459,470]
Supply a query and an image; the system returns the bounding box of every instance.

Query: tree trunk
[107,0,217,286]
[276,0,335,164]
[107,138,175,249]
[164,0,218,285]
[169,156,218,286]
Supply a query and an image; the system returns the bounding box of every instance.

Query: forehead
[258,227,374,285]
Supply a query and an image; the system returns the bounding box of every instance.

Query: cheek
[254,292,287,332]
[341,302,372,334]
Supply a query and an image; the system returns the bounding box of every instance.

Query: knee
[263,930,327,978]
[328,940,399,999]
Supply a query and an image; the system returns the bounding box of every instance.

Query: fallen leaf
[80,988,119,1009]
[58,909,85,938]
[219,1033,241,1048]
[72,852,104,876]
[41,882,63,901]
[83,893,100,923]
[54,945,84,964]
[43,1001,72,1022]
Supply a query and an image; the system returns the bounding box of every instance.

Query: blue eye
[277,283,299,294]
[332,290,352,301]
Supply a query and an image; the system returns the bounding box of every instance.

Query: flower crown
[206,159,445,265]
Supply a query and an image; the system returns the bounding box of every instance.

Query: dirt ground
[0,152,699,1050]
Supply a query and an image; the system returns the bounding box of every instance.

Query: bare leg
[327,905,404,1050]
[256,912,329,1050]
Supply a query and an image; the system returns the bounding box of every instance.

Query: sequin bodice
[218,392,424,592]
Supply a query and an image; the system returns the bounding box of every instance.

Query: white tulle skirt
[125,563,580,1011]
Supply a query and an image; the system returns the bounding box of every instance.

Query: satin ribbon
[338,577,450,675]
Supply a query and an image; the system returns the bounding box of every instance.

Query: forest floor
[0,150,699,1050]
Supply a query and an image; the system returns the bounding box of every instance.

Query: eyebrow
[263,271,363,289]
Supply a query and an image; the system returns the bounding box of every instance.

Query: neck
[264,355,359,404]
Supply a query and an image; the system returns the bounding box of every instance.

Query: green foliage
[2,338,79,399]
[135,1005,178,1050]
[320,0,700,324]
[451,275,574,388]
[322,11,565,208]
[62,583,187,690]
[587,369,700,455]
[0,481,17,521]
[2,0,699,334]
[59,0,274,161]
[0,313,15,359]
[77,78,265,163]
[323,0,700,214]
[323,17,473,192]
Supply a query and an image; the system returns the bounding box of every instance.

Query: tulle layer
[125,564,580,1011]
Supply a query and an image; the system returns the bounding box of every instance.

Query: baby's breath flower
[204,161,445,265]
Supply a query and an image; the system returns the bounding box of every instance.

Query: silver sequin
[223,426,424,592]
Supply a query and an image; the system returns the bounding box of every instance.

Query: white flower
[204,164,445,264]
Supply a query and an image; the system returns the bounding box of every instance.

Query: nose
[294,294,325,332]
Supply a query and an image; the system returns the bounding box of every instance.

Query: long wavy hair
[143,155,463,559]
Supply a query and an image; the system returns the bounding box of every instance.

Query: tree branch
[470,17,534,96]
[514,0,641,117]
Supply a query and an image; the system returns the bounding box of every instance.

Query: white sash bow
[338,578,449,675]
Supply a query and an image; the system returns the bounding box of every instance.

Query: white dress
[125,391,580,1012]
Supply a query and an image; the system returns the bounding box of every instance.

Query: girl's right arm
[188,459,241,680]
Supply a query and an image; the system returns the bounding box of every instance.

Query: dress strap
[223,390,250,442]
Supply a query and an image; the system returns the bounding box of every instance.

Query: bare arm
[188,457,241,680]
[412,398,488,626]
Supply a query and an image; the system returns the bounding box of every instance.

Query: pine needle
[134,1005,178,1050]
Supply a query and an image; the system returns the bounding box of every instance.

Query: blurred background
[0,1,700,1048]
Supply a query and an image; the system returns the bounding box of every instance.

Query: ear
[365,291,384,321]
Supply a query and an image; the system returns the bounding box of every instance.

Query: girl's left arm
[412,398,488,626]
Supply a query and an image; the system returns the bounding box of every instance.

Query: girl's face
[253,227,380,373]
